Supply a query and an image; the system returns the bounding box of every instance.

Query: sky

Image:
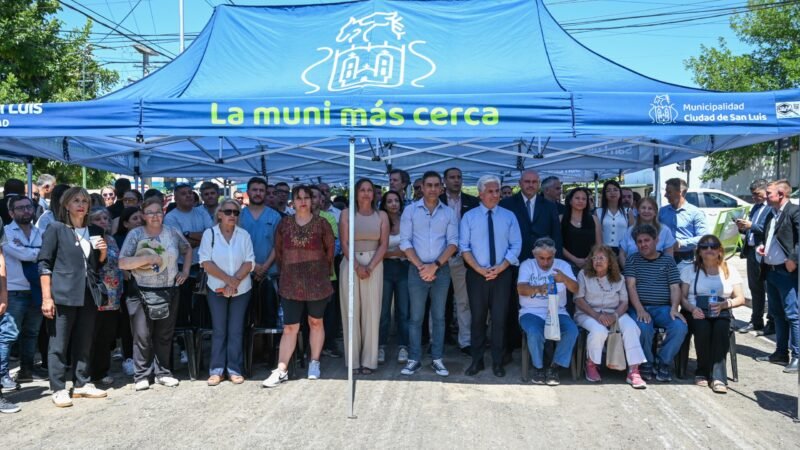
[55,0,753,91]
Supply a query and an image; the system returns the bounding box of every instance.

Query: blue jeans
[630,305,688,369]
[766,267,799,357]
[6,291,43,371]
[0,313,20,378]
[207,291,251,377]
[380,259,410,348]
[407,264,450,362]
[520,313,578,369]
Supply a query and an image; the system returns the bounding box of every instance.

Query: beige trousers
[339,250,384,370]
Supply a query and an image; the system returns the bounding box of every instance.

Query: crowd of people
[0,169,797,413]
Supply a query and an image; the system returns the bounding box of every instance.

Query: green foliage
[0,0,119,187]
[684,1,799,181]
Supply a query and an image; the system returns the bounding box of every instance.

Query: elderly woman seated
[517,238,579,386]
[574,245,647,389]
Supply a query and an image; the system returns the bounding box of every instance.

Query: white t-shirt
[517,258,575,319]
[680,264,742,307]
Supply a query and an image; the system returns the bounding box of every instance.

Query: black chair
[521,329,579,382]
[170,327,198,380]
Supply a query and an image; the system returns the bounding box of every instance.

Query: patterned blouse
[120,225,191,288]
[98,237,123,311]
[275,215,335,301]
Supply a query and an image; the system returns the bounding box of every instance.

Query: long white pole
[26,161,33,201]
[179,0,185,54]
[347,137,356,419]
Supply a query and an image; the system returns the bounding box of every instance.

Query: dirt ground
[3,257,800,449]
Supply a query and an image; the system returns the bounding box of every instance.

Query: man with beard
[240,177,282,331]
[199,181,220,219]
[3,196,44,386]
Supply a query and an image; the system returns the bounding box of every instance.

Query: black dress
[563,220,596,271]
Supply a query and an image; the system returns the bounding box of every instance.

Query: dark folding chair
[521,329,579,382]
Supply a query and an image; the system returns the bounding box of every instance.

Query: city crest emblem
[649,94,679,124]
[301,11,436,94]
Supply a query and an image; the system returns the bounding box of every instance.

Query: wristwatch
[183,231,191,238]
[434,260,442,268]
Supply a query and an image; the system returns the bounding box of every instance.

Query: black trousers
[504,266,522,355]
[467,268,513,365]
[91,309,121,380]
[745,247,770,328]
[47,290,97,392]
[127,290,179,382]
[691,316,730,383]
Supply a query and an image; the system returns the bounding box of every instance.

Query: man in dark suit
[499,170,563,261]
[440,167,480,354]
[541,176,567,216]
[736,179,773,334]
[755,179,800,373]
[498,169,563,363]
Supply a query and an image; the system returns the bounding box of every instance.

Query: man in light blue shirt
[399,171,458,377]
[658,178,709,271]
[459,175,521,377]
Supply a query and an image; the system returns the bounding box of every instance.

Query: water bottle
[708,289,719,318]
[547,274,557,295]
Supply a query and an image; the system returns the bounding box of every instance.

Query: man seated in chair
[624,224,687,382]
[517,238,578,386]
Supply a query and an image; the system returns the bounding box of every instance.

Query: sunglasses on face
[102,193,115,198]
[698,243,721,250]
[220,209,240,217]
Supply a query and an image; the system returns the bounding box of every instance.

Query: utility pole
[134,44,159,78]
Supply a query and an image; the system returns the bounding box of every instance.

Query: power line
[94,0,143,45]
[60,0,176,58]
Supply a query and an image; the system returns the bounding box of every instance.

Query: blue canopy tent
[1,0,800,416]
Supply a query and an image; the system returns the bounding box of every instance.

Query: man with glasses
[199,181,220,219]
[0,179,25,225]
[108,178,132,219]
[2,196,44,384]
[164,183,214,361]
[274,182,295,216]
[412,178,423,201]
[35,174,56,215]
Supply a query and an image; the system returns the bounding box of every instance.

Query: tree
[0,0,118,187]
[684,0,798,181]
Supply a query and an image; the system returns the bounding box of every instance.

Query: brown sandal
[360,367,375,375]
[229,375,245,384]
[207,375,224,386]
[694,376,708,387]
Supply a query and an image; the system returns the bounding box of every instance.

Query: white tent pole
[593,173,599,207]
[26,160,33,200]
[179,0,185,54]
[347,137,356,419]
[653,153,661,208]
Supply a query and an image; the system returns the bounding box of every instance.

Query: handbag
[193,230,215,296]
[81,234,106,308]
[605,318,627,370]
[133,277,174,321]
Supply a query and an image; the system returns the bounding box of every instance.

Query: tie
[526,199,533,222]
[488,210,496,266]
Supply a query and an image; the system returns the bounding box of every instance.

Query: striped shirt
[623,252,680,306]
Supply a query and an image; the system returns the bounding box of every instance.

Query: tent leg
[26,160,33,200]
[347,137,357,420]
[653,153,661,208]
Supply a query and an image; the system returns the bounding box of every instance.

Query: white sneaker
[122,358,135,376]
[378,347,386,364]
[52,389,73,407]
[431,359,449,377]
[397,347,409,364]
[72,383,107,398]
[308,360,321,380]
[262,369,288,388]
[400,360,421,375]
[179,351,189,365]
[134,379,150,391]
[155,376,179,387]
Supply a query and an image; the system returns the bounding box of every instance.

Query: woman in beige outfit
[339,179,389,374]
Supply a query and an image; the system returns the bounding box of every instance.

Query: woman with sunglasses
[198,198,255,386]
[262,185,335,387]
[679,234,744,394]
[100,186,116,207]
[618,197,675,268]
[118,197,192,391]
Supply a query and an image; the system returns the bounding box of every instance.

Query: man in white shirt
[2,196,44,383]
[517,238,578,386]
